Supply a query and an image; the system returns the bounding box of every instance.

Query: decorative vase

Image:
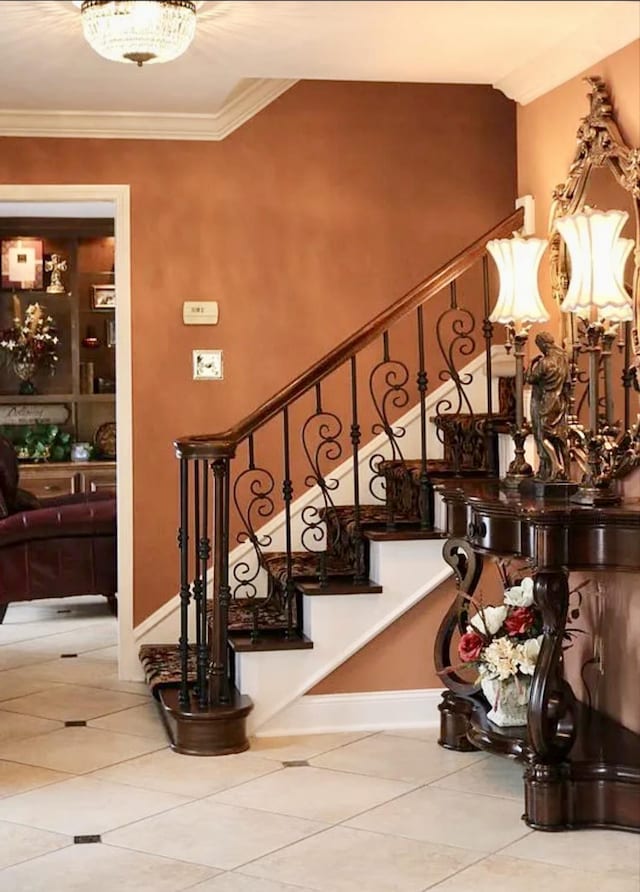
[12,357,37,395]
[480,675,531,727]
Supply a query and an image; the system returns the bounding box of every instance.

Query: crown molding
[0,78,297,141]
[495,4,640,105]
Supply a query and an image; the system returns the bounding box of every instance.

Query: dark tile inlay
[64,720,87,727]
[57,609,72,614]
[282,760,310,767]
[60,653,78,659]
[74,835,101,844]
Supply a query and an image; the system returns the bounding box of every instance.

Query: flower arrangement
[0,299,59,392]
[457,576,544,726]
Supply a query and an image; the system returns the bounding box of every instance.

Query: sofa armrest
[0,499,116,548]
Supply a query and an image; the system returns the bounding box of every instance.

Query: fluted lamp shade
[557,207,634,323]
[487,236,550,325]
[78,1,197,66]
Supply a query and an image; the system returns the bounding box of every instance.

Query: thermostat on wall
[193,349,223,380]
[183,301,219,325]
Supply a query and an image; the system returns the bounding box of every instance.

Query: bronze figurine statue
[525,331,571,481]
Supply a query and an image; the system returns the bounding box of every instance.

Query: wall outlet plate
[193,349,223,380]
[183,301,219,325]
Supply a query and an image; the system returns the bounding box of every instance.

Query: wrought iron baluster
[350,355,366,583]
[434,280,476,475]
[282,407,296,636]
[622,321,632,432]
[482,255,498,476]
[232,435,275,641]
[197,460,211,708]
[369,331,409,528]
[301,383,343,587]
[416,306,433,530]
[210,458,231,705]
[177,457,190,707]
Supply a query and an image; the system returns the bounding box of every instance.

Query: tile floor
[0,596,638,892]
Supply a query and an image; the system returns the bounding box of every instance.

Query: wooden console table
[434,480,640,832]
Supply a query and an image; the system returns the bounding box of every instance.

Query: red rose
[458,630,484,663]
[505,606,535,636]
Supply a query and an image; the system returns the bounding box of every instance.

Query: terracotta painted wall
[315,40,640,697]
[0,81,516,625]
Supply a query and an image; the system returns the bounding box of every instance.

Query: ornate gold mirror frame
[549,76,640,359]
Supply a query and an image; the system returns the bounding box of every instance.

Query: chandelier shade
[79,1,197,66]
[487,235,550,325]
[557,207,634,323]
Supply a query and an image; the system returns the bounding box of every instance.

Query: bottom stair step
[298,579,382,596]
[229,632,313,653]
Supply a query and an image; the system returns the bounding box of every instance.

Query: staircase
[139,208,523,754]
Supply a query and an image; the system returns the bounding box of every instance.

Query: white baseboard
[254,688,444,737]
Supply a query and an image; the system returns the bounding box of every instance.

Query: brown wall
[314,42,640,696]
[0,80,516,625]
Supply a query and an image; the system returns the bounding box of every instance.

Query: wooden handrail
[176,207,524,457]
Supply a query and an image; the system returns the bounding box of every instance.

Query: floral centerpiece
[0,299,59,394]
[458,576,543,726]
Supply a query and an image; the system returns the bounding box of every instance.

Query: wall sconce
[487,234,549,487]
[557,206,634,504]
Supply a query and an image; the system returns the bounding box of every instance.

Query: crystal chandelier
[78,1,198,66]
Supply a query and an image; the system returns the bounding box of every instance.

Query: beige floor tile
[431,754,524,800]
[0,725,165,773]
[0,683,148,721]
[347,785,529,852]
[83,645,118,661]
[502,827,640,875]
[191,874,314,891]
[0,645,59,671]
[433,854,639,892]
[211,765,414,823]
[0,618,104,645]
[105,800,327,870]
[383,726,441,742]
[88,703,167,742]
[0,670,62,702]
[0,775,189,835]
[240,825,479,891]
[0,709,62,743]
[0,759,70,798]
[7,658,150,695]
[0,842,216,892]
[91,747,280,797]
[250,732,372,762]
[310,731,486,784]
[0,820,70,869]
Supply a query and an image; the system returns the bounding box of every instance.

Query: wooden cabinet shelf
[20,460,116,500]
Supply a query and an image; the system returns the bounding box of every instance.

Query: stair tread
[207,597,293,632]
[261,551,353,580]
[298,579,382,596]
[364,528,447,542]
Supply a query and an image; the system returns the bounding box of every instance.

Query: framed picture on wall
[91,284,116,310]
[1,238,44,290]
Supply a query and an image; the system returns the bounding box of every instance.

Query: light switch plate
[193,349,223,380]
[183,301,219,325]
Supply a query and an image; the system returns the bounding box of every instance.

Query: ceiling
[0,0,637,140]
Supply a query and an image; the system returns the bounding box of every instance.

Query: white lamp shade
[557,207,634,322]
[487,236,550,325]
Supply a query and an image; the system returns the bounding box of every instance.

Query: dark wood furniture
[435,480,640,833]
[19,460,116,500]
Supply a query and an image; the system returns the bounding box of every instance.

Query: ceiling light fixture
[76,1,198,67]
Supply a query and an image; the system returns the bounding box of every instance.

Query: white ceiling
[0,0,637,139]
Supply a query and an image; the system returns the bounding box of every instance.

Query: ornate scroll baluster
[482,254,498,476]
[301,384,343,587]
[369,331,409,528]
[232,435,275,640]
[178,457,190,707]
[435,281,476,474]
[350,356,366,583]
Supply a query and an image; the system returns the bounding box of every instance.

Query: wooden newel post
[209,457,231,706]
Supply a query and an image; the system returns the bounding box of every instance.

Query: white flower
[470,605,507,636]
[482,636,520,680]
[504,576,534,608]
[516,635,544,675]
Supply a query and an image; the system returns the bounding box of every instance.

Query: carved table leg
[434,537,484,751]
[525,568,576,830]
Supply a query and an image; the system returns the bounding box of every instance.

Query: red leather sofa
[0,437,117,622]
